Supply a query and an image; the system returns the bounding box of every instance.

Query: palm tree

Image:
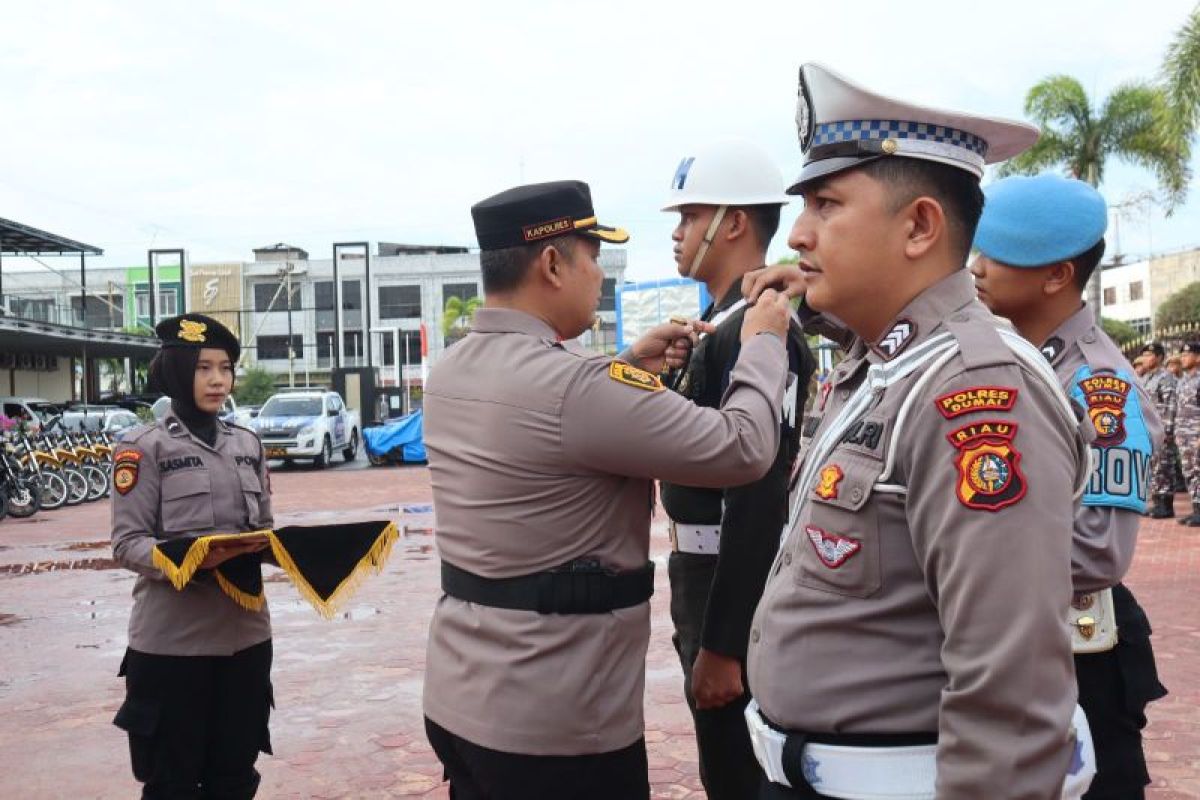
[1163,3,1200,137]
[441,295,482,339]
[999,75,1191,317]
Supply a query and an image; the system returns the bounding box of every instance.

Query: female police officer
[111,313,276,799]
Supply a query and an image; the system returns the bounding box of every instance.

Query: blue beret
[973,174,1107,268]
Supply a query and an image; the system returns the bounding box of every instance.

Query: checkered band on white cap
[812,120,989,156]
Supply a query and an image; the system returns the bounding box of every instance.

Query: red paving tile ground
[0,460,1196,798]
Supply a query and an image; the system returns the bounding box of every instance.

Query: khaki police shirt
[111,413,273,656]
[747,271,1089,799]
[1043,306,1163,593]
[422,307,787,756]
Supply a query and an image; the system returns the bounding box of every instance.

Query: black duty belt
[441,558,655,614]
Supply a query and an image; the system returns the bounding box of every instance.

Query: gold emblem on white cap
[881,139,898,155]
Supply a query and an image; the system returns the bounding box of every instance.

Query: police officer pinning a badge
[111,313,277,799]
[1138,342,1179,518]
[421,179,793,799]
[659,138,816,800]
[740,64,1095,799]
[972,174,1170,800]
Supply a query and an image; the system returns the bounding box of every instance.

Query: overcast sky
[2,0,1197,285]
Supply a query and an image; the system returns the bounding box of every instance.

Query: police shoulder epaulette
[120,423,157,444]
[1075,326,1128,376]
[942,313,1011,371]
[224,420,258,437]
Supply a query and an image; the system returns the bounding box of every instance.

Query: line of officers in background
[1134,340,1200,524]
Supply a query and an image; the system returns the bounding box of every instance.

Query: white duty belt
[745,700,1096,800]
[668,520,721,555]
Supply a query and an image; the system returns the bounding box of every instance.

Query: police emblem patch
[1078,373,1130,447]
[814,464,843,500]
[113,454,140,495]
[805,525,861,568]
[178,319,208,343]
[935,386,1018,419]
[608,361,664,392]
[947,420,1026,511]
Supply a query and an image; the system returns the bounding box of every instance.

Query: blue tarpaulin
[363,410,427,462]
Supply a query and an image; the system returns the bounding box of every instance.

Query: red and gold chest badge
[946,421,1026,511]
[113,450,142,495]
[608,361,664,392]
[1078,374,1130,447]
[813,464,844,500]
[805,525,861,568]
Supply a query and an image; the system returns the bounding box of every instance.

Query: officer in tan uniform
[740,64,1094,800]
[971,174,1168,800]
[111,314,275,799]
[422,180,794,799]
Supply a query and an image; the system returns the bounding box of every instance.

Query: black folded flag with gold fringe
[152,520,398,618]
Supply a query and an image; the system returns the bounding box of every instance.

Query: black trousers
[1077,584,1167,800]
[668,552,763,800]
[113,640,274,800]
[425,717,649,800]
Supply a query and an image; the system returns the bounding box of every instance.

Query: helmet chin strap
[687,204,728,278]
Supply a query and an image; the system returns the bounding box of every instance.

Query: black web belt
[441,558,655,614]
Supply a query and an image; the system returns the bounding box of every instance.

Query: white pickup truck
[250,390,360,468]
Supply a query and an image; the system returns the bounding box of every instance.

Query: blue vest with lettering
[1069,366,1153,512]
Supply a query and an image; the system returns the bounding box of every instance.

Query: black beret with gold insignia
[471,180,630,252]
[155,313,241,362]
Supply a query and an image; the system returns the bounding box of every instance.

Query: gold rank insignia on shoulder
[609,361,664,392]
[179,319,208,343]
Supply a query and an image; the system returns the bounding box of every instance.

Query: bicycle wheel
[64,468,89,506]
[6,477,41,518]
[83,464,108,501]
[37,469,69,511]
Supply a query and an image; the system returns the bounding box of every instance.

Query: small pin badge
[881,139,898,155]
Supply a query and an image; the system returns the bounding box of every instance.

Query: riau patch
[947,420,1026,511]
[814,464,844,500]
[1078,373,1131,447]
[874,319,915,360]
[805,525,861,568]
[935,386,1018,419]
[114,449,142,465]
[179,319,208,343]
[113,462,139,495]
[608,361,664,392]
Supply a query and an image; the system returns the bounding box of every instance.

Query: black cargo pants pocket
[114,650,164,783]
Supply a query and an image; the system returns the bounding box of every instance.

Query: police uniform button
[951,313,968,322]
[783,551,793,566]
[751,629,761,643]
[1083,332,1096,343]
[850,487,864,502]
[838,390,850,401]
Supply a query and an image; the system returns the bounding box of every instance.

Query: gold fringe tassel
[214,570,267,612]
[151,530,274,593]
[267,521,399,619]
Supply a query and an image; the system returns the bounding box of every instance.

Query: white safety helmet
[661,137,790,211]
[663,138,789,277]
